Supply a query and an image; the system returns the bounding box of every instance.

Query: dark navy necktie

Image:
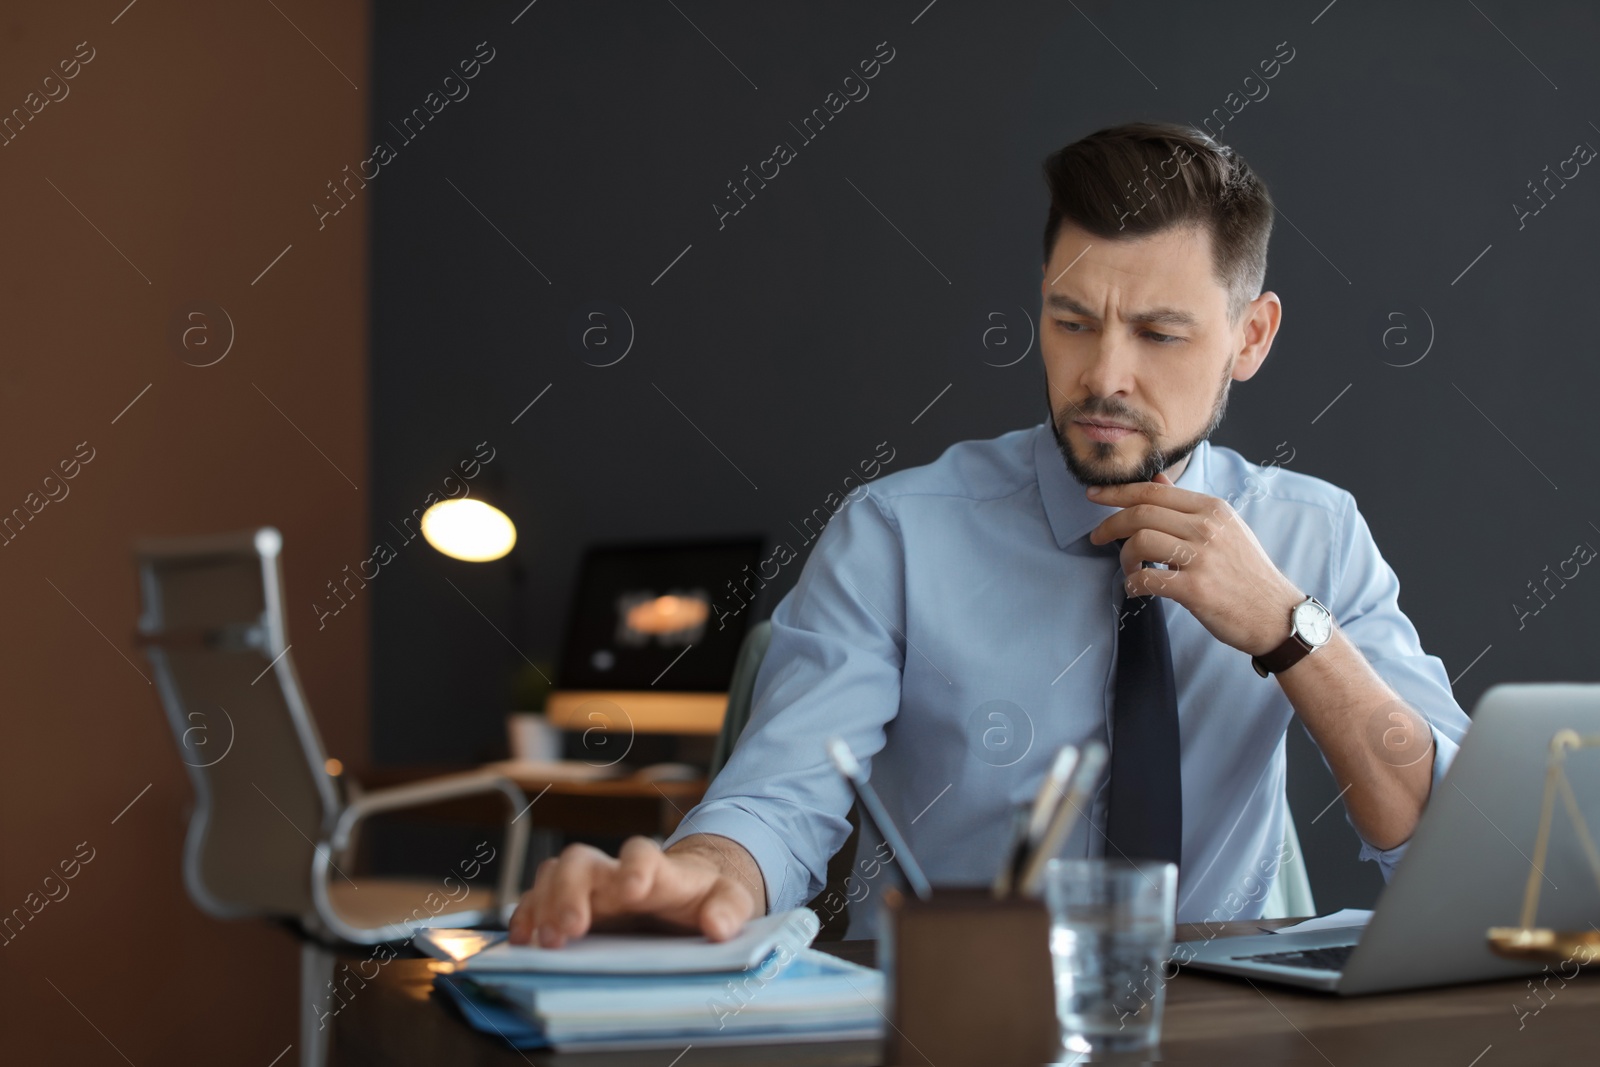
[1104,583,1183,868]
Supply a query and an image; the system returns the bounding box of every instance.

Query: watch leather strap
[1251,631,1313,677]
[1252,594,1329,678]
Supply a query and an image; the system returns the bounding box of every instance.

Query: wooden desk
[498,773,706,838]
[360,766,707,838]
[330,920,1600,1065]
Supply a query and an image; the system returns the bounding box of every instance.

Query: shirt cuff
[1354,719,1460,879]
[659,799,804,915]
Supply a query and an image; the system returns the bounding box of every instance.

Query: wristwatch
[1251,594,1334,677]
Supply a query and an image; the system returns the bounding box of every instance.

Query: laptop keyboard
[1231,943,1357,972]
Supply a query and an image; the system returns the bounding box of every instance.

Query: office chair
[1262,793,1316,919]
[135,527,530,1067]
[712,619,1316,920]
[709,618,774,779]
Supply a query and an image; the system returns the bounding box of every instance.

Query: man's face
[1039,220,1271,487]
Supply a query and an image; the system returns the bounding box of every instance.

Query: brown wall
[0,2,369,1061]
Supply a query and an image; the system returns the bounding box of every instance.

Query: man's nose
[1079,328,1138,398]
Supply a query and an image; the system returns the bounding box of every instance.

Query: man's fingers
[1092,502,1193,547]
[1087,478,1210,513]
[509,837,750,949]
[1121,528,1193,577]
[507,857,559,943]
[614,836,664,905]
[696,877,756,942]
[509,842,652,945]
[526,856,563,939]
[508,895,534,943]
[540,845,612,946]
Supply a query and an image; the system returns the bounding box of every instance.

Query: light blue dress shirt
[664,422,1471,936]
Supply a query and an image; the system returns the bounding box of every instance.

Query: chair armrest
[329,774,365,870]
[328,771,526,845]
[323,771,530,924]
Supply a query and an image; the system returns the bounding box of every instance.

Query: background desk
[328,918,1599,1065]
[362,765,708,838]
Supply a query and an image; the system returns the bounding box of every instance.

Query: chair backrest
[709,619,772,779]
[1261,799,1317,919]
[136,527,341,923]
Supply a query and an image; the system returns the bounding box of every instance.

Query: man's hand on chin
[1084,475,1440,850]
[1085,471,1302,655]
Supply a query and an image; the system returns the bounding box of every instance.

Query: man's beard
[1047,360,1232,487]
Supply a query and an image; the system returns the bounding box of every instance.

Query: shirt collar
[1032,420,1213,549]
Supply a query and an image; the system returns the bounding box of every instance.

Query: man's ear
[1231,291,1282,383]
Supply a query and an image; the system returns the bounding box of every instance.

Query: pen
[1017,741,1108,898]
[994,744,1079,897]
[825,737,933,901]
[1025,745,1081,847]
[991,804,1032,898]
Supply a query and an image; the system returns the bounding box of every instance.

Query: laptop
[1181,683,1600,994]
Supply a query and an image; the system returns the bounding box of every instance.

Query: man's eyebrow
[1044,291,1201,329]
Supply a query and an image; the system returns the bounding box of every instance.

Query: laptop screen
[555,536,766,692]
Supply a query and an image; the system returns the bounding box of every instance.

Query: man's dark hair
[1041,121,1273,325]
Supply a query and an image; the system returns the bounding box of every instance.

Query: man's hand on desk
[507,833,768,947]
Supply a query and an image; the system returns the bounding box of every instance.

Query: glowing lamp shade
[421,498,517,562]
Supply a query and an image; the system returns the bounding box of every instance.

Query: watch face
[1294,599,1334,646]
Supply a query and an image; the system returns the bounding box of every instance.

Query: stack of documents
[422,909,885,1052]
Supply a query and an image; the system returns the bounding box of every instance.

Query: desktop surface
[328,919,1600,1065]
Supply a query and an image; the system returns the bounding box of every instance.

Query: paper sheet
[461,907,821,974]
[1270,908,1373,934]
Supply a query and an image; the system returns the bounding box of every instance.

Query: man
[509,121,1471,947]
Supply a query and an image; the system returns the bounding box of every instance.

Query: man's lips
[1074,418,1139,442]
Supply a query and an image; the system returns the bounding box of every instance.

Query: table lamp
[418,456,551,726]
[420,480,517,562]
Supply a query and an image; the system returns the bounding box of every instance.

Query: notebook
[458,948,885,1048]
[418,908,821,975]
[421,907,884,1052]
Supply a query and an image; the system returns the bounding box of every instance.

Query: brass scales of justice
[1486,728,1600,964]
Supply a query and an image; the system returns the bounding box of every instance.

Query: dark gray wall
[370,0,1600,908]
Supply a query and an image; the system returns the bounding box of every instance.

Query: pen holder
[878,886,1058,1066]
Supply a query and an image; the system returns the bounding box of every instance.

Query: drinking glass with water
[1044,858,1178,1056]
